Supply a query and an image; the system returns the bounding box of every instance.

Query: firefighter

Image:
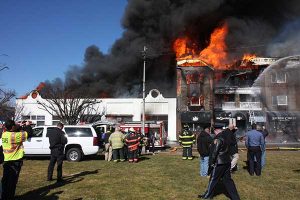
[122,128,129,160]
[179,124,195,160]
[1,119,32,200]
[109,125,125,162]
[125,128,141,163]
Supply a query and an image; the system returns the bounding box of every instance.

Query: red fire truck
[120,121,167,147]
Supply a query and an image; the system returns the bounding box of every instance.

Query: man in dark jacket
[198,128,240,200]
[223,124,239,172]
[197,127,213,176]
[47,122,68,182]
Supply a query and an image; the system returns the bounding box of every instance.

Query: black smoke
[44,0,300,98]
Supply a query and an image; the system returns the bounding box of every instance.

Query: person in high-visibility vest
[179,124,195,160]
[1,119,31,200]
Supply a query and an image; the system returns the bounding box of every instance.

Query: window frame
[277,95,288,105]
[271,72,286,83]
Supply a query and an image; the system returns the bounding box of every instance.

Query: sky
[0,0,127,97]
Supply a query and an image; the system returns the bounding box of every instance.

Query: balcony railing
[222,102,262,110]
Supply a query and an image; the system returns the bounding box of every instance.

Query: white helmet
[129,127,135,133]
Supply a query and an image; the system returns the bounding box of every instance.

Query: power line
[0,66,9,71]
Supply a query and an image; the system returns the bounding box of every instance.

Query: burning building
[173,22,281,136]
[35,1,300,141]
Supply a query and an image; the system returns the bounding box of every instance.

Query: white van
[23,125,99,162]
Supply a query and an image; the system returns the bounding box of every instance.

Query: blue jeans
[200,156,209,176]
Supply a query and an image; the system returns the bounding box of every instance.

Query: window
[277,95,288,105]
[52,116,60,120]
[272,95,288,105]
[32,128,43,137]
[37,115,45,120]
[64,127,93,137]
[37,121,45,126]
[52,116,60,125]
[52,121,60,126]
[271,72,286,83]
[22,116,30,120]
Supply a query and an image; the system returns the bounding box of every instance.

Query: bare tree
[13,102,25,121]
[37,81,103,125]
[0,89,16,120]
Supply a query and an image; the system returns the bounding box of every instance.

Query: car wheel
[66,148,82,162]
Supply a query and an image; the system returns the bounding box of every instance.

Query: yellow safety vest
[2,131,28,161]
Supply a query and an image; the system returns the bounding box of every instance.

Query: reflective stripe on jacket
[2,131,28,161]
[125,133,141,151]
[179,130,195,147]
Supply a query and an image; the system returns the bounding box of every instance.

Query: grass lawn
[1,151,299,200]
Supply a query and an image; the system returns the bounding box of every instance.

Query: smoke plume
[43,0,300,98]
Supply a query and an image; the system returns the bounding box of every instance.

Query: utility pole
[141,46,147,135]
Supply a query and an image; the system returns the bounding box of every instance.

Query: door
[23,127,45,154]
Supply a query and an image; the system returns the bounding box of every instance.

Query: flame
[242,53,256,61]
[36,82,46,91]
[173,23,258,69]
[199,23,228,67]
[173,23,229,68]
[173,36,197,59]
[173,37,188,58]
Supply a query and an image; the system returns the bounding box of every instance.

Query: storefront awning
[181,111,211,123]
[267,111,299,122]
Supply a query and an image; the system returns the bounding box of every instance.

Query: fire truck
[92,120,168,148]
[119,121,167,147]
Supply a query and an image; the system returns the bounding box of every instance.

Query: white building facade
[16,89,177,141]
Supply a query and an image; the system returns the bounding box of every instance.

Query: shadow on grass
[83,154,105,161]
[16,169,100,200]
[293,169,300,173]
[138,156,151,162]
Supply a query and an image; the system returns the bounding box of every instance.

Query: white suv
[23,125,99,162]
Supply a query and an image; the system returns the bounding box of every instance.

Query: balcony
[214,87,261,95]
[222,102,262,111]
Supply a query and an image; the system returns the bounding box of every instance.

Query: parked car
[23,125,99,162]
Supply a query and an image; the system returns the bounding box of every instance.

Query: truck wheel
[66,148,82,162]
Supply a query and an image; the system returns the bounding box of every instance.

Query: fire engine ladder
[248,102,256,125]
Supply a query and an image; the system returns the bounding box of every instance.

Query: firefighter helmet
[183,124,189,130]
[129,127,135,133]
